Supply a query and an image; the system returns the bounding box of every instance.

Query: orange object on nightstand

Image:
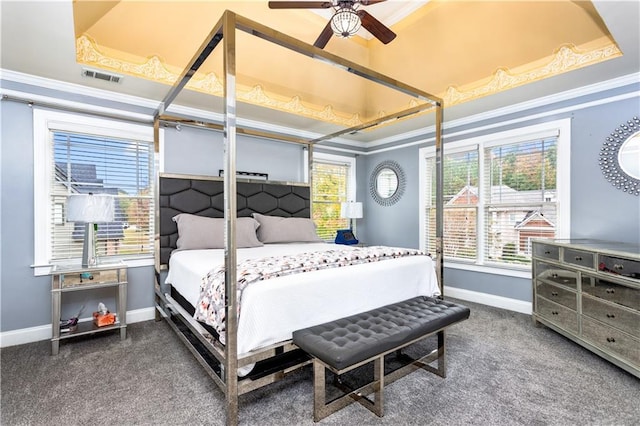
[93,311,116,327]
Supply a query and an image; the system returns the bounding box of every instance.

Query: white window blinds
[421,120,567,273]
[51,131,154,261]
[312,160,351,241]
[425,150,479,260]
[483,138,557,264]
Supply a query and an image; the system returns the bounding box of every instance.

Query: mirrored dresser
[532,239,639,378]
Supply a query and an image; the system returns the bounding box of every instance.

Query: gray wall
[163,125,306,181]
[358,93,640,302]
[0,101,309,333]
[2,82,638,334]
[0,102,160,331]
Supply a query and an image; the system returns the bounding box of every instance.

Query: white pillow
[172,214,263,249]
[252,213,323,243]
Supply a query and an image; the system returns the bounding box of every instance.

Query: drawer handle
[613,263,624,270]
[605,288,616,294]
[551,273,558,278]
[606,337,616,343]
[551,291,559,297]
[551,311,559,315]
[606,313,616,319]
[574,256,582,261]
[544,251,551,255]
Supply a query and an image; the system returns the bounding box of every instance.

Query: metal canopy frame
[153,10,443,426]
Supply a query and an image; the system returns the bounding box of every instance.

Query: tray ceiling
[1,1,637,144]
[71,0,619,127]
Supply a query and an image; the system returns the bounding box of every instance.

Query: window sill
[444,261,531,279]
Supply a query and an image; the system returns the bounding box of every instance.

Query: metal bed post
[307,143,314,216]
[435,103,444,296]
[222,11,239,426]
[153,116,162,321]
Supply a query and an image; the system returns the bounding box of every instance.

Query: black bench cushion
[292,296,470,371]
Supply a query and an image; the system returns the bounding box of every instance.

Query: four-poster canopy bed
[153,10,447,425]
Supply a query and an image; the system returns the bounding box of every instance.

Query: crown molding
[1,68,362,147]
[0,87,155,124]
[164,103,358,147]
[1,69,160,110]
[2,68,638,154]
[366,72,640,149]
[366,88,640,156]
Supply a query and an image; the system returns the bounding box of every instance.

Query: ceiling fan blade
[359,0,387,5]
[313,21,334,49]
[268,1,333,9]
[357,10,397,44]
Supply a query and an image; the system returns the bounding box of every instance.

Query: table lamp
[335,201,363,245]
[67,194,115,267]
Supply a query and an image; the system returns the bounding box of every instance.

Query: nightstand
[50,261,127,355]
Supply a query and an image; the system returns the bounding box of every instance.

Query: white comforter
[165,243,440,358]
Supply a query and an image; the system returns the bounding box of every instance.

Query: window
[424,149,479,260]
[420,119,570,274]
[34,109,155,275]
[310,152,356,241]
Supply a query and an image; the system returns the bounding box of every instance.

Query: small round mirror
[370,160,406,206]
[618,131,640,179]
[376,168,398,198]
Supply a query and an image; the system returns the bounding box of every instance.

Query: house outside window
[310,152,356,241]
[33,109,155,275]
[419,119,570,275]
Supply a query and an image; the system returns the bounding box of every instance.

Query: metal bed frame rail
[153,10,443,426]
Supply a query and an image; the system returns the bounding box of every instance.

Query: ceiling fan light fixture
[330,8,361,38]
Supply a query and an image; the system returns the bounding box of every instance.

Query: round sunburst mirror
[599,116,640,196]
[370,160,406,206]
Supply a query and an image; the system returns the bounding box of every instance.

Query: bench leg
[437,330,446,377]
[313,360,326,422]
[411,330,447,379]
[312,357,385,422]
[372,356,384,416]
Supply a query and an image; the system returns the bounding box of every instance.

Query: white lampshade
[67,194,115,223]
[340,201,363,219]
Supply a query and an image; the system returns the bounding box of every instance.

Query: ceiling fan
[268,1,397,49]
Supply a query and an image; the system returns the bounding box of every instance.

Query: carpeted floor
[1,299,638,425]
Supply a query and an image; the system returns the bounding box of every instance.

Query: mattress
[165,243,440,358]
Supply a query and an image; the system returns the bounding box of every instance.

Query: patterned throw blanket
[193,246,426,343]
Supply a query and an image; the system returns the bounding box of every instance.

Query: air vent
[81,68,122,84]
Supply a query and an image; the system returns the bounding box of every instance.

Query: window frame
[305,151,357,241]
[419,119,571,278]
[33,108,157,276]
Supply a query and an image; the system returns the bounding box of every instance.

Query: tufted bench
[292,296,470,421]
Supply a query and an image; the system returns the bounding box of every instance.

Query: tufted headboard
[158,174,311,266]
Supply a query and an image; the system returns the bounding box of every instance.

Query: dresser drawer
[533,243,559,261]
[582,295,640,339]
[563,248,595,269]
[534,261,578,290]
[581,317,640,367]
[599,255,640,282]
[535,296,578,334]
[582,275,640,311]
[535,281,577,310]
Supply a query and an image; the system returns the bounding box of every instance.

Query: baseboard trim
[0,307,156,348]
[445,287,532,315]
